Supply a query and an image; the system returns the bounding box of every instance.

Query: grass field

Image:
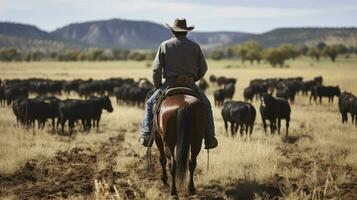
[0,57,356,199]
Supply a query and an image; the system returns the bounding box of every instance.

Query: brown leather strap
[166,75,194,87]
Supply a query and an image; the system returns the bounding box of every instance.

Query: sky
[0,0,357,33]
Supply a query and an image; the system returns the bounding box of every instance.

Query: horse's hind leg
[169,158,178,196]
[188,157,197,195]
[155,135,168,186]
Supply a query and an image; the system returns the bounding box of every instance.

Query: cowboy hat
[164,18,194,32]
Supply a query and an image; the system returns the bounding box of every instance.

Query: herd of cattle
[0,77,155,133]
[0,74,356,135]
[208,74,356,137]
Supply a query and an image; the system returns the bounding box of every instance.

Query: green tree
[279,44,300,60]
[307,48,320,61]
[262,47,289,67]
[208,50,224,60]
[0,48,21,62]
[322,45,339,62]
[317,42,326,51]
[128,51,146,61]
[90,49,105,61]
[112,49,130,60]
[64,49,81,61]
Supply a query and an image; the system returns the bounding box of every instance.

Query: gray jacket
[152,36,208,88]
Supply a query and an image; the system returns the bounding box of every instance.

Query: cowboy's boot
[139,134,154,147]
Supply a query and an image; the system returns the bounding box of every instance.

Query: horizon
[1,0,357,33]
[2,18,357,34]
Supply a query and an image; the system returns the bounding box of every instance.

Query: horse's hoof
[170,195,179,200]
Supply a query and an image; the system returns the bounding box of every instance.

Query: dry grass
[0,57,356,199]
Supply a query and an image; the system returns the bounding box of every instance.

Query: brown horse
[153,92,207,197]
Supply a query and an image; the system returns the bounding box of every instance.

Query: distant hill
[51,19,250,49]
[0,22,89,52]
[0,19,357,52]
[246,27,357,47]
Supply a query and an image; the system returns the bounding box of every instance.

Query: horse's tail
[175,103,192,188]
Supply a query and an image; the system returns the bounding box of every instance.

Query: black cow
[213,89,226,106]
[35,96,61,130]
[243,86,254,102]
[87,96,114,131]
[310,85,341,104]
[4,86,28,106]
[58,96,113,133]
[276,82,296,103]
[198,79,209,92]
[209,75,217,83]
[0,86,5,107]
[339,91,357,126]
[221,101,256,136]
[260,94,291,136]
[302,80,319,95]
[314,76,323,85]
[223,83,235,99]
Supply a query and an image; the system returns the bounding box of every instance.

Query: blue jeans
[141,82,215,138]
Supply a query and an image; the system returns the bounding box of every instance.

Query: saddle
[152,87,200,133]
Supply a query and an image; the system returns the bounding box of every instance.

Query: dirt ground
[0,60,356,199]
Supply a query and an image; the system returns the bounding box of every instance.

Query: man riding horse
[139,18,218,150]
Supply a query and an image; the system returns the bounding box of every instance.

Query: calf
[260,94,291,136]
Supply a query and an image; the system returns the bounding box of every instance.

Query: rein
[146,131,155,172]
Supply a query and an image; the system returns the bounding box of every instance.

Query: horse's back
[158,93,206,148]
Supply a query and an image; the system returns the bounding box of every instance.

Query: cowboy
[139,18,218,149]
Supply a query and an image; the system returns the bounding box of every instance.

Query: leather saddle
[152,87,200,132]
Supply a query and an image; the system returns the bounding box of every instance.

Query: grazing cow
[58,96,113,133]
[4,86,28,106]
[302,80,319,95]
[223,83,235,99]
[209,75,217,83]
[250,80,268,100]
[243,86,254,102]
[339,91,357,126]
[198,79,209,92]
[213,89,226,106]
[0,86,5,107]
[35,96,61,130]
[12,97,26,126]
[276,82,296,103]
[314,76,323,85]
[87,96,114,131]
[216,76,237,87]
[260,93,291,136]
[221,101,256,136]
[21,98,50,130]
[310,85,341,104]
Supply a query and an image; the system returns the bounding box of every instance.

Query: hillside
[0,19,357,51]
[247,27,357,47]
[51,18,250,49]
